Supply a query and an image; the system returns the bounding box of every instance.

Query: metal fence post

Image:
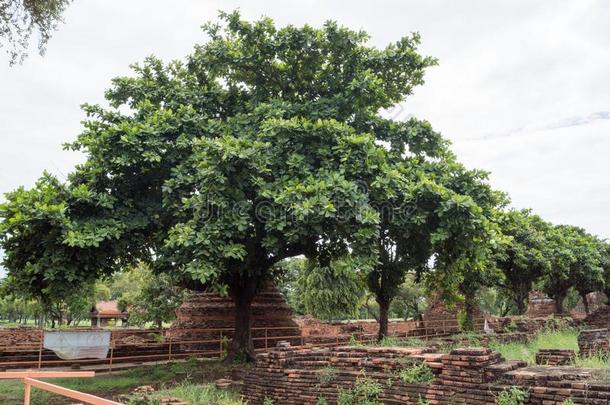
[108,333,114,374]
[37,330,43,369]
[264,328,268,350]
[219,330,223,358]
[168,335,173,361]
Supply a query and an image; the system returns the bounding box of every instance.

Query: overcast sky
[1,0,609,239]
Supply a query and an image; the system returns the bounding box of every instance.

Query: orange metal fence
[0,370,121,405]
[0,317,485,370]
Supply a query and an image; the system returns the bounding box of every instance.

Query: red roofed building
[90,301,129,328]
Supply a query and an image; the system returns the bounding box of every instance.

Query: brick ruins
[242,344,610,404]
[584,304,610,330]
[168,286,301,353]
[578,328,610,357]
[535,349,575,366]
[525,291,557,318]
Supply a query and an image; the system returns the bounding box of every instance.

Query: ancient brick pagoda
[169,286,301,353]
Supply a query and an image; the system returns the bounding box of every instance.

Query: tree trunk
[463,292,476,332]
[226,273,259,363]
[515,287,528,315]
[157,320,163,330]
[582,293,590,314]
[377,298,390,342]
[554,292,565,314]
[507,299,527,315]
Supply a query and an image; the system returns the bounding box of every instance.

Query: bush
[495,387,528,405]
[318,366,338,384]
[337,372,383,405]
[398,362,434,384]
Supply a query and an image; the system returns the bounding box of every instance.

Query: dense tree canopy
[495,210,551,314]
[542,225,606,313]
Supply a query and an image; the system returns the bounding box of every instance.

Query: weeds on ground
[376,336,427,348]
[137,382,244,405]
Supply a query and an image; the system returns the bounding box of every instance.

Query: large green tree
[542,225,605,313]
[1,12,435,360]
[494,209,551,314]
[364,120,506,338]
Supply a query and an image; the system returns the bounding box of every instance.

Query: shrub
[495,387,528,405]
[349,334,364,346]
[503,320,518,333]
[337,372,383,405]
[398,362,434,384]
[318,366,338,384]
[263,397,275,405]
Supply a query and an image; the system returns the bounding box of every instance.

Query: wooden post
[23,379,31,405]
[37,330,44,369]
[264,328,268,350]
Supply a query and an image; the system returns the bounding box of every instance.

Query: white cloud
[0,0,609,238]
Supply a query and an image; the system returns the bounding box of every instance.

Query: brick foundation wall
[242,345,610,404]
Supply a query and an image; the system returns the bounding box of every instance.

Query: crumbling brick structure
[584,305,610,330]
[243,345,610,404]
[169,286,301,353]
[525,291,557,318]
[578,328,610,357]
[535,349,575,366]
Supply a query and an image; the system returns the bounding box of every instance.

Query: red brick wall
[242,345,610,404]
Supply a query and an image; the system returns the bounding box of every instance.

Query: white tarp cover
[43,330,111,360]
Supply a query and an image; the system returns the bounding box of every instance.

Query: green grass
[0,358,231,404]
[135,382,244,404]
[489,328,578,364]
[489,328,610,369]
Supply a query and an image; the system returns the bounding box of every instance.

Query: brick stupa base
[168,286,301,354]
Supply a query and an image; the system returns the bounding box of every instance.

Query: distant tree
[275,257,365,321]
[274,257,308,315]
[0,174,117,326]
[542,225,605,313]
[388,274,428,321]
[600,241,610,303]
[129,272,188,329]
[298,259,365,321]
[494,210,551,314]
[426,164,507,332]
[1,0,71,65]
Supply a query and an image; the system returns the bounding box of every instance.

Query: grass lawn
[489,328,610,369]
[0,358,242,405]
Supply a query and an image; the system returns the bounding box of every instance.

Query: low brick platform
[242,345,610,404]
[578,328,610,357]
[535,349,575,366]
